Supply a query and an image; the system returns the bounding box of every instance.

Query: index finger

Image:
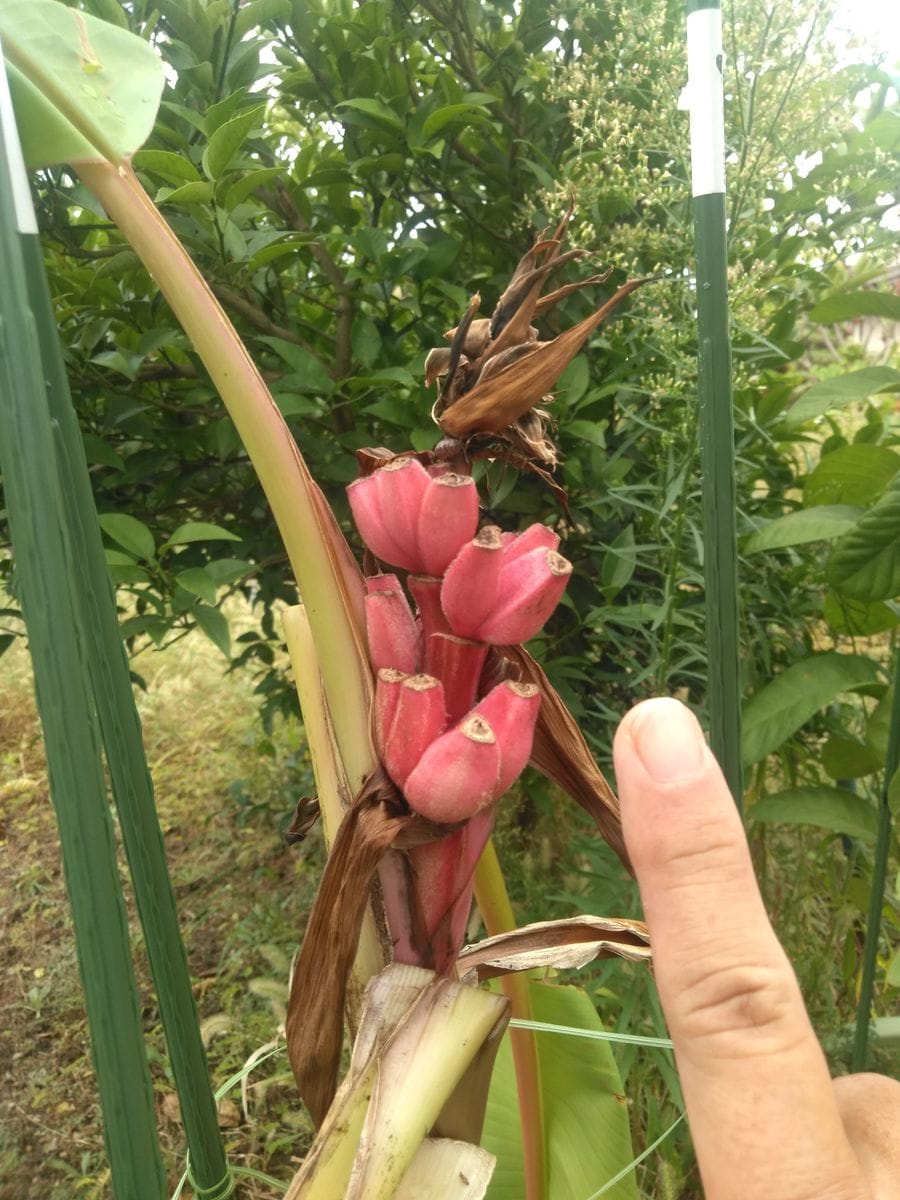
[613,699,866,1200]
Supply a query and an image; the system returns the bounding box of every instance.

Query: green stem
[473,839,544,1200]
[852,651,900,1071]
[655,448,696,693]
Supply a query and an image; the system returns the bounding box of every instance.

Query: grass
[1,619,897,1200]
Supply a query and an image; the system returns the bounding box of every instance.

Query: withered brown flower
[426,204,650,478]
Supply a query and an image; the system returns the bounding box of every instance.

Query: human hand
[613,698,900,1200]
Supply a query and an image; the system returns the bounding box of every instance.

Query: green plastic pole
[852,654,900,1071]
[0,48,166,1200]
[685,0,743,808]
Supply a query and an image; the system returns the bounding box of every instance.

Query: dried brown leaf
[485,645,632,874]
[438,279,650,439]
[456,915,651,983]
[484,246,587,358]
[442,316,493,359]
[424,346,455,386]
[285,768,413,1126]
[284,794,321,844]
[533,269,613,315]
[285,768,467,1125]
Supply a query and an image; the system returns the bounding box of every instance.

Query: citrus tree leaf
[132,148,202,185]
[166,521,241,546]
[204,558,251,585]
[257,336,335,393]
[0,0,164,168]
[785,366,900,426]
[826,475,900,603]
[176,567,218,606]
[865,685,895,761]
[483,982,637,1200]
[749,786,879,841]
[203,103,265,179]
[567,418,607,446]
[743,505,861,553]
[336,97,403,130]
[823,592,900,637]
[742,652,882,765]
[98,512,155,561]
[351,314,382,367]
[157,180,213,206]
[192,603,230,657]
[422,101,494,140]
[822,734,883,780]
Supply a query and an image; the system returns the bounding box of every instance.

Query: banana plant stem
[74,159,374,795]
[473,838,544,1200]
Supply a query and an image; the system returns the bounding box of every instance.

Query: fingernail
[629,699,706,782]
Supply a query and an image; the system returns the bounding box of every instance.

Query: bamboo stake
[684,0,743,807]
[0,53,166,1200]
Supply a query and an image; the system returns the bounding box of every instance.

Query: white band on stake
[0,36,38,235]
[684,7,726,198]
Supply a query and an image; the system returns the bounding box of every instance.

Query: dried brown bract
[426,206,650,475]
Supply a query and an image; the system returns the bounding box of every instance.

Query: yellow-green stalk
[473,839,544,1200]
[283,603,386,1007]
[285,964,508,1200]
[75,159,374,797]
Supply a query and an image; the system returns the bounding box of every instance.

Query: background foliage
[1,0,898,1196]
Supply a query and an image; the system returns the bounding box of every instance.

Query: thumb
[613,698,866,1200]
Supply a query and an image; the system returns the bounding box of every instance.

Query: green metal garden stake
[684,0,743,808]
[852,651,900,1071]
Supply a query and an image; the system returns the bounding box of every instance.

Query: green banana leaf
[0,0,163,166]
[483,982,638,1200]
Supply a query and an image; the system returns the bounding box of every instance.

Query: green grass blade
[584,1113,685,1200]
[852,650,900,1070]
[0,60,165,1200]
[509,1019,674,1050]
[18,230,230,1192]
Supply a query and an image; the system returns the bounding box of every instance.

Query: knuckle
[635,812,740,881]
[669,956,807,1056]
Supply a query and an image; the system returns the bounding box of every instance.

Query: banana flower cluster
[348,455,572,969]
